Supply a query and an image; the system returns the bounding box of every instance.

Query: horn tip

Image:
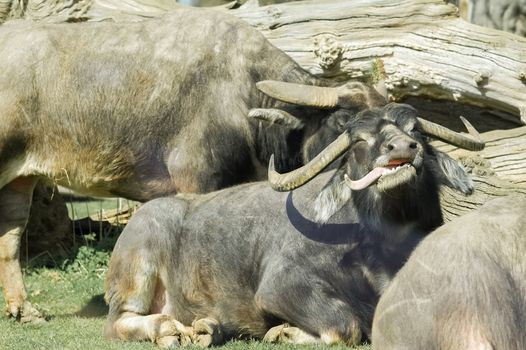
[343,174,353,189]
[256,80,274,90]
[267,154,287,191]
[459,116,477,133]
[268,154,276,173]
[459,116,485,149]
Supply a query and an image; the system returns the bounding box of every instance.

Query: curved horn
[257,81,339,108]
[417,116,485,151]
[248,108,304,129]
[257,80,382,109]
[268,132,351,191]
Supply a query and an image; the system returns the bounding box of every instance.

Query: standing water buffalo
[372,195,526,350]
[0,6,482,322]
[104,102,483,347]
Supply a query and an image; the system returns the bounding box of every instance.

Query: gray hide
[372,195,526,350]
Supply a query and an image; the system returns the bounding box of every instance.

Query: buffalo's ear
[431,150,474,195]
[326,109,360,133]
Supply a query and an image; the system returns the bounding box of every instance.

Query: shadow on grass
[76,294,108,318]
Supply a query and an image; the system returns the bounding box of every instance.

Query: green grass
[1,200,371,350]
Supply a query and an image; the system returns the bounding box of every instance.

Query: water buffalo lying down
[104,103,482,347]
[372,195,526,350]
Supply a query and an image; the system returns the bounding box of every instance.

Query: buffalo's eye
[409,125,420,134]
[352,141,369,163]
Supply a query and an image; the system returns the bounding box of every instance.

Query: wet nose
[386,136,419,158]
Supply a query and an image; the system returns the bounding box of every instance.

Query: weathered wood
[434,126,526,220]
[232,0,526,127]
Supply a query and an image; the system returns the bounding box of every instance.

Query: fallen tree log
[434,125,526,221]
[232,0,526,128]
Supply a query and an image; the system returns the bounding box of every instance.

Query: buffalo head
[250,82,483,223]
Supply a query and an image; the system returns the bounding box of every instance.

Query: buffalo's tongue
[345,167,390,190]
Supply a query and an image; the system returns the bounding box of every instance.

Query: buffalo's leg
[255,278,363,346]
[112,312,193,347]
[0,176,42,322]
[106,271,193,346]
[105,198,197,346]
[263,323,322,344]
[262,322,361,345]
[105,256,193,346]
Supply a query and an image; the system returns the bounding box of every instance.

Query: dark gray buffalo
[372,195,526,350]
[0,6,482,322]
[104,103,482,347]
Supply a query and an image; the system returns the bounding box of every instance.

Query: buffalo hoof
[263,323,318,344]
[192,318,223,347]
[156,335,181,348]
[154,319,192,348]
[156,335,180,348]
[7,300,46,324]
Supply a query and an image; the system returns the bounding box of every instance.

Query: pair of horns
[255,80,484,150]
[268,117,483,192]
[254,81,485,192]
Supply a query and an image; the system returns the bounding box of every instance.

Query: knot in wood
[460,155,494,177]
[314,35,343,71]
[266,6,282,20]
[473,69,491,86]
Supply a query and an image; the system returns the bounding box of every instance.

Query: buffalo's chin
[376,164,417,192]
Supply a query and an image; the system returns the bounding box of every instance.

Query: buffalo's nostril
[386,136,418,154]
